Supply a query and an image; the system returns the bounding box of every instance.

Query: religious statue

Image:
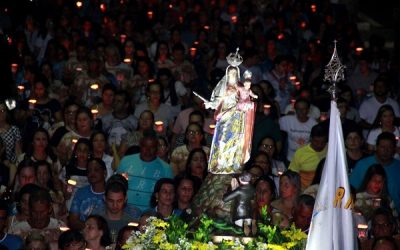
[192,48,258,221]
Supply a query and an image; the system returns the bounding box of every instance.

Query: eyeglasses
[187,130,201,135]
[261,144,274,150]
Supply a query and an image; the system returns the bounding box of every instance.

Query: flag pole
[306,41,357,250]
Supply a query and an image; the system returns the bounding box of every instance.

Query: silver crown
[226,48,243,67]
[243,70,252,79]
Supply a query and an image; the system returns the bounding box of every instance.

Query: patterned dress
[0,125,21,162]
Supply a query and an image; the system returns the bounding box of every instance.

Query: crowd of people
[0,0,399,249]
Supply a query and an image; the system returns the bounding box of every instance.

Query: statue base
[191,174,234,221]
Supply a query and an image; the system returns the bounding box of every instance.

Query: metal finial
[324,41,345,99]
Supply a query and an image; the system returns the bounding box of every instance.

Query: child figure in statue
[223,172,255,236]
[191,49,258,221]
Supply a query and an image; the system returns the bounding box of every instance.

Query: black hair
[296,194,315,209]
[359,164,388,194]
[254,175,277,200]
[150,178,175,208]
[29,188,52,208]
[86,215,112,247]
[105,176,128,197]
[58,230,86,250]
[185,148,208,180]
[183,122,206,146]
[310,124,328,138]
[376,132,396,147]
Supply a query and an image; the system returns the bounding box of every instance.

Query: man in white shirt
[279,98,317,162]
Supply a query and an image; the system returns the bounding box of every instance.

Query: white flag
[306,101,357,250]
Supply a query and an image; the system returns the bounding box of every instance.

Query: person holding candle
[59,107,94,160]
[90,131,114,180]
[355,164,397,222]
[15,75,63,146]
[9,188,66,246]
[118,110,154,158]
[134,82,174,136]
[59,138,92,208]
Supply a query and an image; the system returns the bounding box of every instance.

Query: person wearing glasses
[170,123,210,176]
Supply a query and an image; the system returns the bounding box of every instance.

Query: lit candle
[154,121,164,133]
[209,124,216,134]
[294,81,301,91]
[123,58,132,64]
[311,4,317,13]
[179,16,184,24]
[76,1,82,8]
[11,63,18,74]
[148,78,155,83]
[300,21,307,29]
[263,104,271,115]
[121,172,129,180]
[357,224,368,239]
[91,108,98,119]
[71,138,78,145]
[372,198,381,208]
[100,3,106,12]
[289,76,296,81]
[290,99,296,109]
[17,85,25,94]
[120,34,127,44]
[355,47,364,55]
[90,83,99,90]
[147,11,153,19]
[190,47,197,57]
[67,179,77,193]
[75,67,82,72]
[168,4,173,9]
[116,73,125,82]
[277,33,284,40]
[59,226,70,232]
[28,99,36,110]
[128,222,139,227]
[231,15,237,24]
[204,25,210,30]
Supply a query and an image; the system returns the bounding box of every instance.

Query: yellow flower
[152,231,164,244]
[160,242,177,250]
[153,218,169,229]
[267,243,287,250]
[191,241,217,250]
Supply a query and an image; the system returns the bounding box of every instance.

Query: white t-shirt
[279,115,317,161]
[359,96,400,124]
[366,127,400,147]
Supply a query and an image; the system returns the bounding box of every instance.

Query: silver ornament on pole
[324,40,346,100]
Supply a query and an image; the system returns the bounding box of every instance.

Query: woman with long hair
[90,131,114,179]
[355,164,397,221]
[83,215,112,250]
[366,105,400,153]
[185,148,208,182]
